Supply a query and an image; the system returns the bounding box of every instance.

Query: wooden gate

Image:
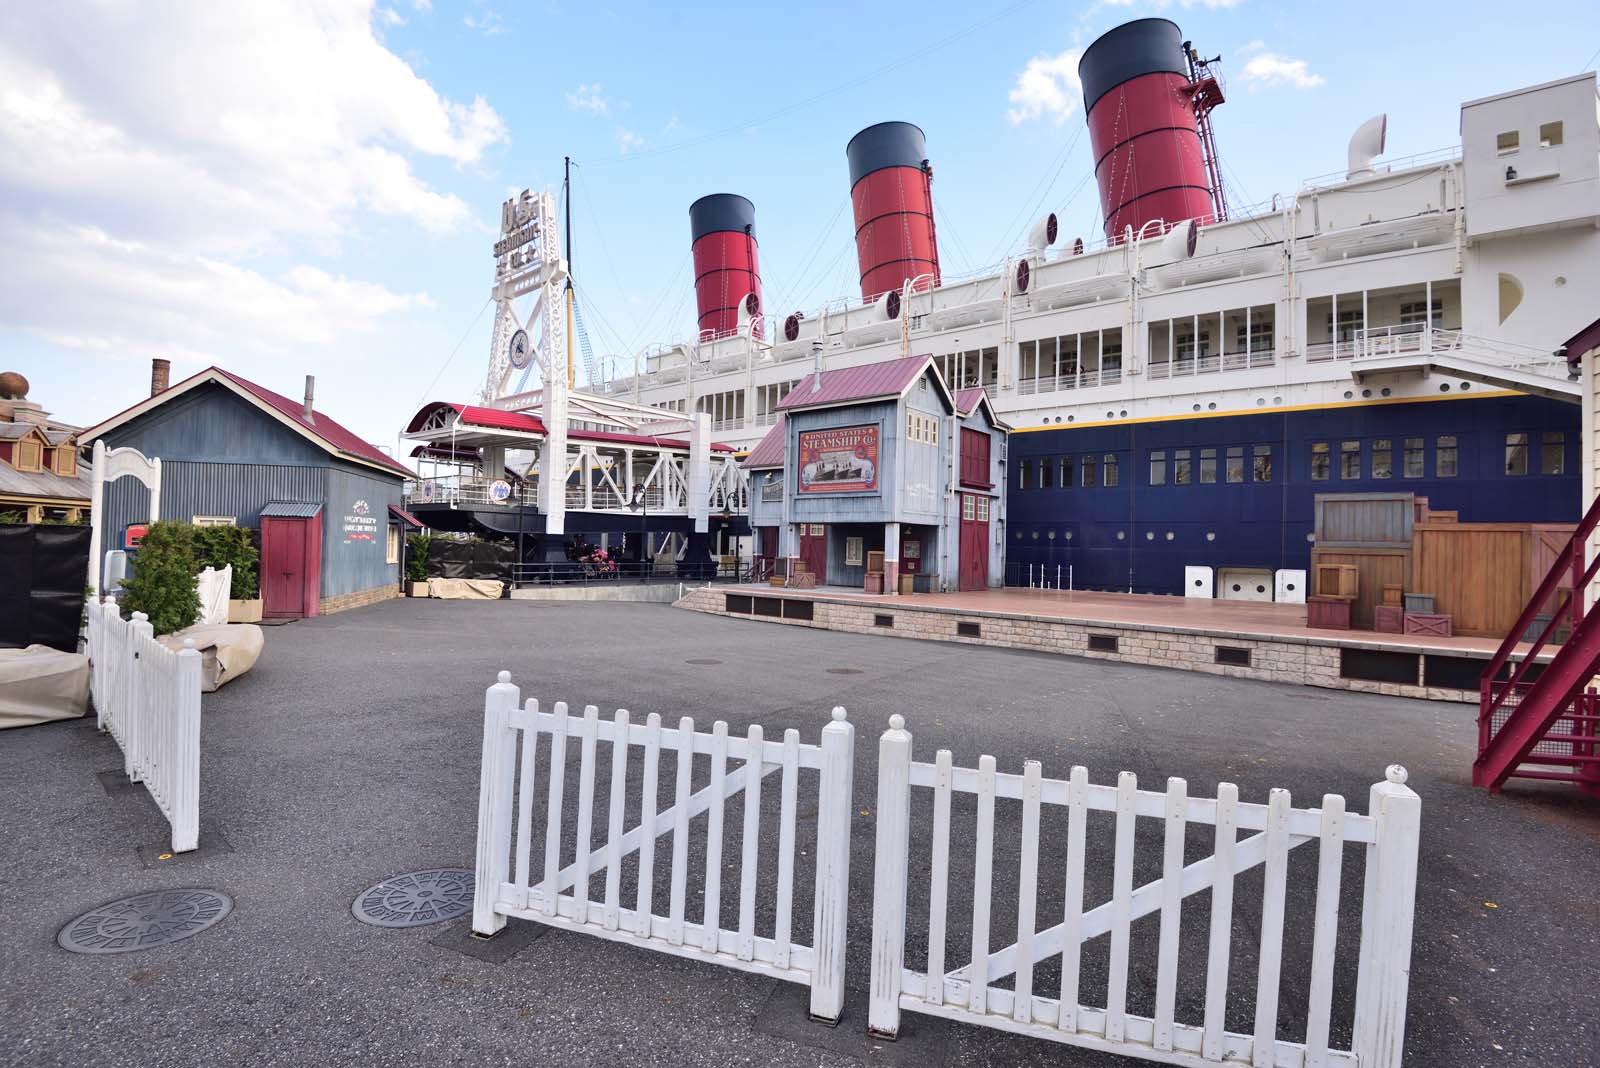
[867,716,1422,1068]
[261,514,320,618]
[959,494,990,591]
[471,673,856,1022]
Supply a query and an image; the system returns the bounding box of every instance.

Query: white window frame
[192,515,237,527]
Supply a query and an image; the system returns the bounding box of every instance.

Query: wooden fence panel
[1412,523,1532,637]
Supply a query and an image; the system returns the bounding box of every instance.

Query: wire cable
[412,296,492,411]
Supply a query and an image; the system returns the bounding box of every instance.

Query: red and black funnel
[689,194,763,339]
[846,122,940,302]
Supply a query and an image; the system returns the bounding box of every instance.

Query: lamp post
[629,485,648,584]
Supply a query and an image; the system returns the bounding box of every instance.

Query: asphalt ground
[2,598,1597,1068]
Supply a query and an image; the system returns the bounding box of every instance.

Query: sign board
[123,524,148,550]
[797,425,879,495]
[342,499,379,544]
[489,479,512,503]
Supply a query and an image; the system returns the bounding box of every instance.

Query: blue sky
[4,0,1597,458]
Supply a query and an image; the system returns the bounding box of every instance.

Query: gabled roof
[954,387,1009,431]
[1564,316,1600,364]
[774,355,953,414]
[406,401,737,452]
[742,417,786,470]
[79,367,413,479]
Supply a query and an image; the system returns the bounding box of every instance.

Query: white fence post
[472,670,522,937]
[868,714,913,1037]
[1353,765,1422,1068]
[809,706,855,1023]
[126,612,152,782]
[170,638,203,853]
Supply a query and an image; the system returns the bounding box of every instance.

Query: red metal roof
[406,401,735,452]
[211,368,414,478]
[742,417,786,469]
[388,504,423,528]
[774,355,944,412]
[954,387,986,415]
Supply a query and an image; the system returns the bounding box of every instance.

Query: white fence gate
[471,672,856,1021]
[87,601,203,853]
[867,714,1421,1068]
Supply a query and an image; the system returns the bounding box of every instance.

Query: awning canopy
[388,504,423,529]
[259,501,323,518]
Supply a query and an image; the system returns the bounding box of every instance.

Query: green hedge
[193,524,260,599]
[119,521,201,636]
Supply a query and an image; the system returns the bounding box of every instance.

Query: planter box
[1373,604,1405,633]
[1307,596,1351,630]
[407,581,429,598]
[1404,612,1453,637]
[227,598,262,623]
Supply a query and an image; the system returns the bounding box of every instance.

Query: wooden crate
[1311,550,1408,629]
[1381,583,1403,607]
[1307,596,1352,630]
[1404,612,1453,637]
[1374,604,1405,633]
[866,550,885,576]
[1312,562,1359,599]
[1411,522,1531,637]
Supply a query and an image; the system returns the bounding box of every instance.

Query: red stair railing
[1475,493,1600,793]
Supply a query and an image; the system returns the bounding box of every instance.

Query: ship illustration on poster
[797,425,879,494]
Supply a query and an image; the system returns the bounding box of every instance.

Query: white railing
[1148,349,1277,380]
[867,715,1421,1068]
[471,674,857,1022]
[87,601,203,854]
[408,477,527,507]
[1016,366,1124,396]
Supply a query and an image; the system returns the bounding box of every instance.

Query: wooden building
[745,355,1006,592]
[0,372,90,523]
[78,362,418,618]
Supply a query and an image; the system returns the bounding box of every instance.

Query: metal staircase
[1474,494,1600,795]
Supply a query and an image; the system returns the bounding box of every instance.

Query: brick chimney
[150,358,170,396]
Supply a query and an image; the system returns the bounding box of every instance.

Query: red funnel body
[846,122,940,302]
[1080,19,1214,242]
[689,194,762,339]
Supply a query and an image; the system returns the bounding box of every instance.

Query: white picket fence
[87,600,203,853]
[868,714,1421,1068]
[471,672,856,1021]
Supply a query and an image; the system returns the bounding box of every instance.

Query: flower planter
[407,581,430,598]
[227,598,263,623]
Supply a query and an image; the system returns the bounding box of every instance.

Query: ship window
[1018,458,1031,490]
[1371,439,1393,479]
[1252,444,1273,483]
[1174,448,1192,485]
[1149,450,1167,486]
[1505,433,1529,476]
[1103,454,1119,487]
[1040,455,1054,489]
[1541,431,1564,475]
[1059,456,1073,487]
[1226,446,1244,484]
[1496,130,1519,154]
[1081,455,1097,488]
[1340,440,1361,480]
[1311,442,1331,481]
[1199,447,1217,484]
[1539,121,1563,148]
[1398,301,1443,330]
[1175,330,1211,361]
[1437,435,1459,478]
[1403,438,1424,478]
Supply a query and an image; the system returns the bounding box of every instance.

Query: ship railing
[1016,365,1123,395]
[564,485,667,511]
[407,476,527,508]
[1148,348,1277,380]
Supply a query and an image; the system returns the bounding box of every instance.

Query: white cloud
[1239,39,1265,54]
[412,0,432,9]
[1239,51,1325,90]
[1007,48,1084,125]
[376,6,405,26]
[566,83,610,115]
[616,127,645,154]
[463,9,505,34]
[0,1,501,384]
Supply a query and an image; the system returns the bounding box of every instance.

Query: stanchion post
[472,670,521,937]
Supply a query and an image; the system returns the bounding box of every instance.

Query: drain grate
[826,668,863,675]
[352,868,474,928]
[59,888,232,955]
[685,658,724,665]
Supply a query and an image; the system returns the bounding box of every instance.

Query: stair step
[1508,768,1586,782]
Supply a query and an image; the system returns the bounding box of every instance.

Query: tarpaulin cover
[426,538,514,582]
[0,524,91,653]
[0,645,89,729]
[160,623,263,693]
[195,566,232,627]
[425,578,505,600]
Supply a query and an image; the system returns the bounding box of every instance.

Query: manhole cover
[685,658,723,665]
[826,668,864,675]
[58,888,232,955]
[352,868,474,928]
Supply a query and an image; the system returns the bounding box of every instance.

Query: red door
[959,494,990,591]
[799,524,828,582]
[261,515,322,618]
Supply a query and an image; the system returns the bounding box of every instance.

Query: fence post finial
[471,671,522,938]
[1353,767,1422,1068]
[868,714,913,1038]
[809,704,855,1023]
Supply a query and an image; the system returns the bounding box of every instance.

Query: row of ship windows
[1016,432,1566,490]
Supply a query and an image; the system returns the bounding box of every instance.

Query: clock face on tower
[508,328,531,369]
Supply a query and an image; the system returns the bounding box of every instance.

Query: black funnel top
[689,194,757,242]
[1078,18,1189,114]
[846,122,928,186]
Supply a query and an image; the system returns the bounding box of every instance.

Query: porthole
[1165,531,1175,541]
[1193,403,1202,412]
[1119,409,1128,418]
[1064,530,1074,540]
[1286,582,1297,592]
[1205,531,1216,542]
[1361,389,1372,398]
[1031,531,1040,540]
[1556,275,1568,287]
[1256,398,1266,406]
[1145,531,1155,541]
[1460,381,1471,391]
[1343,390,1354,400]
[1116,531,1126,541]
[1193,578,1204,587]
[1047,530,1056,539]
[1440,383,1451,392]
[1380,387,1391,397]
[1067,415,1075,423]
[1015,531,1024,541]
[1106,411,1115,419]
[1273,396,1283,405]
[1231,583,1242,592]
[1207,402,1217,410]
[1255,584,1267,594]
[1306,533,1316,543]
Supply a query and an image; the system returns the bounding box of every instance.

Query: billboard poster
[797,424,879,494]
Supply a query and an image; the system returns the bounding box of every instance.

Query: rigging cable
[412,295,492,413]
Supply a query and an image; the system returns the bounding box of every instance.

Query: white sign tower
[485,189,568,536]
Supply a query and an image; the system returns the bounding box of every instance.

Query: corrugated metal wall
[322,463,404,598]
[100,461,325,544]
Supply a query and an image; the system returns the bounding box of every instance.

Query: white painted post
[1353,766,1422,1068]
[867,713,911,1036]
[472,671,521,937]
[810,706,855,1023]
[126,612,152,782]
[170,639,203,853]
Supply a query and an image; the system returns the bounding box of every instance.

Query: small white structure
[1183,565,1214,599]
[1275,568,1308,604]
[1217,568,1274,602]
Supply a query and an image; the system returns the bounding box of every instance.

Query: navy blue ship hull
[1004,393,1580,593]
